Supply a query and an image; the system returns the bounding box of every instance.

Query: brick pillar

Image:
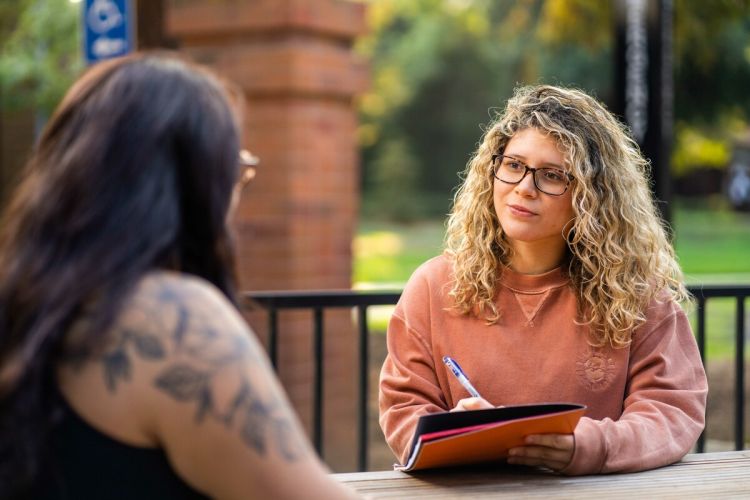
[166,0,367,471]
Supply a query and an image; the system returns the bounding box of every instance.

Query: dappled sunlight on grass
[353,220,445,285]
[353,305,395,334]
[353,231,404,258]
[674,198,750,275]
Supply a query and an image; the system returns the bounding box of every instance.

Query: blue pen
[442,355,482,399]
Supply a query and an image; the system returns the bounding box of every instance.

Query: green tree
[0,0,83,113]
[357,0,612,220]
[358,0,750,220]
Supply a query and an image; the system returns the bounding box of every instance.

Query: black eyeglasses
[238,149,259,188]
[491,154,574,196]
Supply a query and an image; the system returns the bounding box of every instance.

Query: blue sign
[83,0,134,64]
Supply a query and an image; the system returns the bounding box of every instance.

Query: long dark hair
[0,52,242,492]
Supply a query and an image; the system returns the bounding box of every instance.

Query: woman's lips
[508,204,536,217]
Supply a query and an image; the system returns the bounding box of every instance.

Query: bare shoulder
[123,271,262,356]
[135,270,233,305]
[65,270,298,457]
[128,270,246,333]
[99,270,266,389]
[60,271,355,498]
[114,271,288,436]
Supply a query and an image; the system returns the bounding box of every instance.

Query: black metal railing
[246,284,750,470]
[245,290,400,472]
[689,284,750,453]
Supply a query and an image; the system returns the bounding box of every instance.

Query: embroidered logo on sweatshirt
[575,347,615,391]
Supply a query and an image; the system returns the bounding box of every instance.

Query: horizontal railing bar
[688,285,750,299]
[245,290,402,309]
[245,286,750,307]
[246,285,750,307]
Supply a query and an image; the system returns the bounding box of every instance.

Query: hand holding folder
[395,403,586,471]
[393,356,586,472]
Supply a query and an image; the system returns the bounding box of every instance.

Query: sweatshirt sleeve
[378,264,449,465]
[563,300,708,475]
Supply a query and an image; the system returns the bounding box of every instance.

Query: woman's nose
[514,170,538,196]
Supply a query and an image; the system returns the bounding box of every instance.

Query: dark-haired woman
[0,53,355,499]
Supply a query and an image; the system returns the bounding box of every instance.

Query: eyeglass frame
[491,153,574,196]
[237,149,259,188]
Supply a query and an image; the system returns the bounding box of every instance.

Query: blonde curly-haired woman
[379,85,707,475]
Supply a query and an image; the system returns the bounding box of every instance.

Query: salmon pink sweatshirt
[379,255,707,475]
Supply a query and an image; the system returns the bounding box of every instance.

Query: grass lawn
[354,197,750,354]
[665,198,749,358]
[353,220,446,287]
[674,197,750,279]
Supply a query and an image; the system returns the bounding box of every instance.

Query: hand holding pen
[442,355,482,398]
[443,355,495,412]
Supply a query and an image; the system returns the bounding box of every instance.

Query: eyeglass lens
[493,155,569,195]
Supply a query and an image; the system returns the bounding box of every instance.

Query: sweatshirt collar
[499,265,569,292]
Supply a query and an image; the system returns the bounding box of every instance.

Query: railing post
[313,307,324,455]
[736,297,746,451]
[696,296,706,453]
[268,307,278,369]
[357,306,369,471]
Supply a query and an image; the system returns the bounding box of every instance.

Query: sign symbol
[87,0,123,34]
[92,37,127,58]
[83,0,133,64]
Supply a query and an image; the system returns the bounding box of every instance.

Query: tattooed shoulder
[92,271,304,462]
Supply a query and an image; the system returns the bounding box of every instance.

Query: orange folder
[396,403,586,471]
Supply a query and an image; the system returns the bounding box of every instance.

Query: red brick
[167,0,366,41]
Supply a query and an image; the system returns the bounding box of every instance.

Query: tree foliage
[0,0,83,113]
[358,0,750,220]
[357,0,612,220]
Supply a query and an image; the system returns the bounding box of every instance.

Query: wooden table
[333,451,750,498]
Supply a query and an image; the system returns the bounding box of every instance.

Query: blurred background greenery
[2,0,749,356]
[0,0,83,113]
[355,0,750,222]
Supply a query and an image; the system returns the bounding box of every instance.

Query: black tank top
[30,394,209,500]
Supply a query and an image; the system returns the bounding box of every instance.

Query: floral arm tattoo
[70,277,303,463]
